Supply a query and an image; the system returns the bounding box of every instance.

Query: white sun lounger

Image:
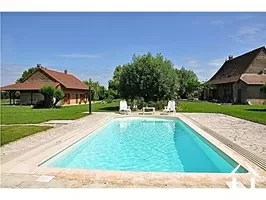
[163,100,176,114]
[170,100,176,113]
[163,101,172,114]
[119,101,131,114]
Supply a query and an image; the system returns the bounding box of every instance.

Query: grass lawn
[1,101,119,124]
[1,100,266,125]
[178,101,266,125]
[0,125,52,146]
[0,100,265,145]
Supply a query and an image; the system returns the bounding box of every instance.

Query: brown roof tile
[240,74,266,85]
[40,67,88,90]
[0,82,59,91]
[208,46,266,85]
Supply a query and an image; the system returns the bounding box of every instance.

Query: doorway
[76,94,78,104]
[64,93,70,104]
[237,89,242,103]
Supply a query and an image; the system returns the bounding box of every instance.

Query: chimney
[228,55,234,60]
[37,64,42,68]
[64,70,68,74]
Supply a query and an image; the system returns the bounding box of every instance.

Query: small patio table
[142,107,155,115]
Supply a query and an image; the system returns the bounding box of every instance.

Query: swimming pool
[43,117,247,173]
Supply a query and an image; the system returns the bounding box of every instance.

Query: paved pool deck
[1,112,266,188]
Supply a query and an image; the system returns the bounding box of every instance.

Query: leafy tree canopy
[108,65,124,99]
[119,53,179,102]
[175,67,201,99]
[83,78,106,101]
[16,67,37,83]
[40,85,64,108]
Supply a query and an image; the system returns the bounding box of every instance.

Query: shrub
[106,98,113,103]
[33,100,45,109]
[135,97,145,109]
[54,89,64,107]
[154,100,167,110]
[40,85,64,108]
[40,86,55,108]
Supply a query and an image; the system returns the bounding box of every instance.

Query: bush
[33,100,45,109]
[106,98,113,103]
[155,100,167,110]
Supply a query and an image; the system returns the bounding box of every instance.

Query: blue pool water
[44,117,247,173]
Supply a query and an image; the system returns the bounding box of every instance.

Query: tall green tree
[83,79,106,101]
[108,65,124,99]
[175,67,201,99]
[16,67,37,83]
[119,53,179,102]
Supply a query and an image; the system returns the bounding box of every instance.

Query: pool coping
[1,113,266,188]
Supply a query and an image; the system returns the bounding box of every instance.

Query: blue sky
[1,12,266,87]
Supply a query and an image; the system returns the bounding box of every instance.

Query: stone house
[207,46,266,104]
[1,65,89,105]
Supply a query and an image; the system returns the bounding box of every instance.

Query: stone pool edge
[1,113,266,188]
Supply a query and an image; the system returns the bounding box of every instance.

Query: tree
[54,89,65,106]
[83,78,106,101]
[175,67,201,99]
[40,85,55,108]
[40,85,64,108]
[261,83,266,96]
[1,91,9,99]
[119,53,179,102]
[199,81,215,100]
[16,67,37,83]
[108,65,124,99]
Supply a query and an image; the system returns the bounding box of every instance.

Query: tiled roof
[1,66,89,91]
[0,82,59,91]
[240,74,266,85]
[40,67,88,90]
[208,46,266,85]
[207,75,241,85]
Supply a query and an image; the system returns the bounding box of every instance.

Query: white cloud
[210,20,225,26]
[208,58,225,67]
[0,64,31,86]
[231,24,266,44]
[58,53,101,58]
[181,57,224,82]
[186,57,201,68]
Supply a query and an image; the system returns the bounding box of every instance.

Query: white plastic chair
[163,101,171,114]
[119,101,131,114]
[170,100,176,113]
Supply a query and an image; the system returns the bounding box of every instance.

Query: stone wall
[248,99,266,105]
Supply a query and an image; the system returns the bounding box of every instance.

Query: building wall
[214,84,233,102]
[20,92,44,105]
[232,81,265,104]
[24,70,55,83]
[245,50,266,74]
[246,85,265,99]
[62,89,88,105]
[232,81,248,103]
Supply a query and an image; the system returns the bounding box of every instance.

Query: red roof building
[1,65,89,105]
